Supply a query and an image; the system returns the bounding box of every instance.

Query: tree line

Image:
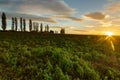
[1,12,65,34]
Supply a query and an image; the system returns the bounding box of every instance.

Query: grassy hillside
[0,32,120,80]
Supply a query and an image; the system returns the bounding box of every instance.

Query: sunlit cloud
[84,12,107,20]
[106,2,120,13]
[61,16,83,22]
[67,28,90,35]
[0,12,58,23]
[0,0,75,24]
[84,25,95,28]
[103,2,120,28]
[85,25,120,35]
[0,0,74,16]
[53,15,83,22]
[100,21,112,27]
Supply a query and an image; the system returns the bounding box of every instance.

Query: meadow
[0,32,120,80]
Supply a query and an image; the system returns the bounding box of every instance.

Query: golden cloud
[0,12,58,23]
[85,12,106,20]
[106,2,120,13]
[54,15,83,22]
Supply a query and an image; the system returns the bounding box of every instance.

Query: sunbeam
[105,35,115,51]
[110,40,115,51]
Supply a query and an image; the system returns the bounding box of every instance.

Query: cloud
[0,0,12,4]
[53,15,83,22]
[67,28,93,35]
[0,0,74,16]
[50,25,74,29]
[61,16,83,22]
[106,2,120,13]
[73,29,89,32]
[0,12,57,23]
[85,12,106,20]
[92,26,120,34]
[0,0,78,24]
[103,2,120,28]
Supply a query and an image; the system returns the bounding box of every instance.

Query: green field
[0,32,120,80]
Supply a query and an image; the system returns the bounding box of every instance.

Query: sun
[105,31,114,36]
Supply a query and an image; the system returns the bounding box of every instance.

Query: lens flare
[110,41,115,51]
[105,31,113,36]
[104,31,115,51]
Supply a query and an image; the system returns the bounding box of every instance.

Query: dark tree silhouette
[20,17,23,31]
[50,30,54,34]
[23,19,26,32]
[45,26,47,32]
[47,25,49,32]
[2,12,6,31]
[11,17,14,31]
[36,23,39,32]
[40,23,43,32]
[60,28,65,34]
[29,19,32,32]
[33,22,36,31]
[15,17,17,31]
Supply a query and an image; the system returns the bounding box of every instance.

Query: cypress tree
[15,17,17,31]
[20,17,22,31]
[29,19,32,32]
[23,19,26,32]
[2,12,6,31]
[40,23,43,32]
[11,17,14,31]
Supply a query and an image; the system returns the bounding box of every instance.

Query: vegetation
[15,17,18,31]
[29,19,32,32]
[1,12,64,34]
[2,12,6,31]
[0,32,120,80]
[20,17,23,31]
[60,28,65,34]
[23,19,26,32]
[40,23,43,32]
[11,17,14,31]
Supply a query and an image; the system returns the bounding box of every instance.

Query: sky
[0,0,120,35]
